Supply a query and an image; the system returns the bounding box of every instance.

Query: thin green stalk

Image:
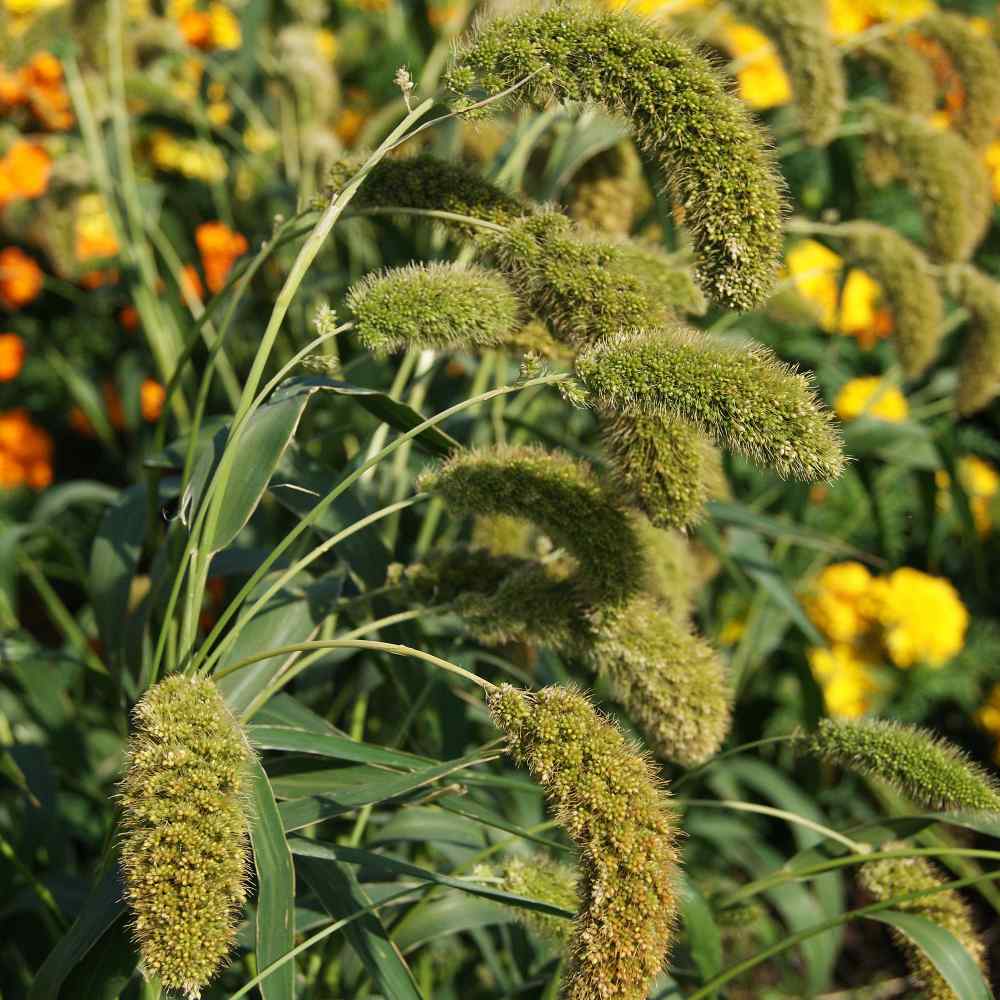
[348,207,507,233]
[188,372,567,676]
[680,799,862,852]
[196,494,431,679]
[673,735,798,791]
[213,638,494,691]
[689,868,1000,1000]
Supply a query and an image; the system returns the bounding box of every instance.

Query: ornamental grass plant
[5,1,1000,998]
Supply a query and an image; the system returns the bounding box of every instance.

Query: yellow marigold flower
[834,376,909,423]
[207,101,232,126]
[0,247,43,311]
[976,682,1000,739]
[960,455,1000,498]
[74,193,119,263]
[208,3,241,49]
[140,378,166,423]
[806,561,874,643]
[786,239,841,329]
[838,269,893,348]
[865,568,969,669]
[244,125,278,154]
[808,643,879,718]
[985,141,1000,202]
[0,333,25,381]
[723,22,792,110]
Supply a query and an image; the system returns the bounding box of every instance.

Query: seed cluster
[488,684,680,1000]
[856,37,938,117]
[496,854,580,946]
[120,675,252,999]
[946,264,1000,416]
[806,718,1000,812]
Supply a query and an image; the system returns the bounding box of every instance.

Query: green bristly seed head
[328,153,529,233]
[946,265,1000,416]
[346,263,520,354]
[634,516,699,623]
[496,855,580,946]
[831,221,944,379]
[450,2,785,310]
[859,845,985,999]
[575,327,844,482]
[487,683,680,1000]
[120,675,252,999]
[915,12,1000,150]
[807,718,1000,812]
[862,101,991,262]
[575,594,732,767]
[856,37,938,116]
[608,243,708,318]
[477,213,670,347]
[728,0,846,147]
[417,444,646,610]
[599,408,715,530]
[569,142,646,237]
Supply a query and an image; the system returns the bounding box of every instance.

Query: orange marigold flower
[140,378,166,422]
[195,221,248,294]
[0,333,25,380]
[119,305,140,331]
[0,408,53,491]
[179,10,213,48]
[179,263,204,301]
[0,247,43,310]
[0,141,52,207]
[68,405,95,437]
[103,382,125,431]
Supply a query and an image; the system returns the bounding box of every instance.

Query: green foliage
[119,676,252,999]
[858,846,986,1000]
[488,684,679,1000]
[806,718,1000,812]
[863,101,991,261]
[946,264,1000,415]
[449,1,785,309]
[831,221,945,378]
[346,263,520,354]
[575,326,845,480]
[728,0,846,146]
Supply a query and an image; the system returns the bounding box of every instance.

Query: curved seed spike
[417,444,646,610]
[915,12,1000,150]
[328,153,530,232]
[492,855,580,946]
[807,717,1000,813]
[488,684,681,1000]
[346,263,521,354]
[856,37,938,116]
[947,265,1000,416]
[449,2,785,310]
[575,326,844,481]
[829,221,945,379]
[569,142,646,236]
[609,242,708,317]
[859,845,986,1000]
[599,408,716,530]
[120,675,253,999]
[728,0,846,146]
[862,101,991,262]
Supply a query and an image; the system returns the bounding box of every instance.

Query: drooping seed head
[859,844,986,1000]
[856,37,938,116]
[120,675,253,999]
[569,141,646,237]
[347,263,520,354]
[862,101,991,262]
[450,2,785,310]
[946,265,1000,416]
[488,683,680,1000]
[576,326,845,481]
[495,855,580,946]
[807,717,1000,812]
[728,0,846,147]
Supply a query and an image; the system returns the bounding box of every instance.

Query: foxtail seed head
[346,263,520,354]
[488,684,680,1000]
[495,855,580,946]
[575,327,845,482]
[946,265,1000,416]
[856,37,938,117]
[807,718,1000,813]
[328,153,529,233]
[863,101,991,262]
[450,2,785,310]
[831,221,945,379]
[728,0,846,147]
[859,845,986,1000]
[417,444,646,610]
[915,12,1000,150]
[569,142,646,237]
[599,408,716,531]
[120,675,252,999]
